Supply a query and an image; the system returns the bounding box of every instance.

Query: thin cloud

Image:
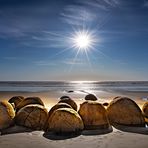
[3,57,23,60]
[78,0,120,10]
[62,58,86,65]
[34,61,56,66]
[144,0,148,7]
[61,5,97,26]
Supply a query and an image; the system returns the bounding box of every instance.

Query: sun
[71,30,95,50]
[74,32,91,49]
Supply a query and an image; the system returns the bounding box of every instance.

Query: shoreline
[0,90,147,110]
[0,90,148,148]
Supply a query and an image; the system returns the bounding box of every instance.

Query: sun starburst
[70,29,97,51]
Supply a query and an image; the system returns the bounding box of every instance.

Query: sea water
[0,81,148,94]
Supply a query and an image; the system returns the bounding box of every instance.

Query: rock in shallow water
[46,108,84,133]
[107,97,145,126]
[15,104,48,130]
[78,101,110,130]
[85,94,98,101]
[0,101,15,130]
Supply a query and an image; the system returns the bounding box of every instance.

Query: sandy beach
[0,127,148,148]
[0,90,148,148]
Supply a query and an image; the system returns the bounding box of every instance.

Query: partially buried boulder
[46,108,84,133]
[15,104,48,130]
[142,102,148,124]
[60,96,71,100]
[58,98,77,111]
[0,101,15,130]
[8,96,24,109]
[48,103,72,118]
[142,102,148,118]
[16,97,44,112]
[78,101,109,130]
[85,94,98,101]
[107,97,145,126]
[44,103,72,131]
[103,102,109,107]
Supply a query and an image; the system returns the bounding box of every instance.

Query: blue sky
[0,0,148,81]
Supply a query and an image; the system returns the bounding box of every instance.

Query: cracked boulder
[58,98,77,111]
[15,104,48,130]
[78,101,110,129]
[107,97,145,126]
[16,97,44,112]
[0,101,15,130]
[46,108,84,133]
[47,103,72,118]
[8,96,24,109]
[142,102,148,124]
[44,103,72,131]
[142,102,148,118]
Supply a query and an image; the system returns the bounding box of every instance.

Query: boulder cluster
[0,94,147,135]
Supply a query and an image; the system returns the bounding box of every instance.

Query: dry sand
[0,127,148,148]
[0,91,148,148]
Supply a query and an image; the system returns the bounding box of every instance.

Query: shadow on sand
[82,126,113,136]
[113,124,148,135]
[1,125,33,135]
[43,126,113,140]
[43,131,81,140]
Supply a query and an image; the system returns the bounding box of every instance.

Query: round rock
[78,101,109,130]
[0,101,15,130]
[85,94,98,101]
[48,103,72,118]
[107,97,145,126]
[58,98,77,111]
[16,97,44,112]
[44,103,72,131]
[103,102,109,107]
[9,96,24,109]
[46,108,84,133]
[15,104,48,130]
[142,102,148,118]
[60,96,71,100]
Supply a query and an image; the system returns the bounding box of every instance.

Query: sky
[0,0,148,81]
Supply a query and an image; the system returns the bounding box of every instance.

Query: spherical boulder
[58,98,77,111]
[48,103,72,117]
[44,103,72,131]
[60,96,71,100]
[15,104,48,130]
[46,108,84,133]
[16,97,44,112]
[78,101,109,130]
[85,94,97,101]
[8,96,24,109]
[142,102,148,124]
[142,102,148,118]
[103,102,109,107]
[106,97,145,126]
[0,101,15,130]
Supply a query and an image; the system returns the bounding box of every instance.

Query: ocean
[0,81,148,94]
